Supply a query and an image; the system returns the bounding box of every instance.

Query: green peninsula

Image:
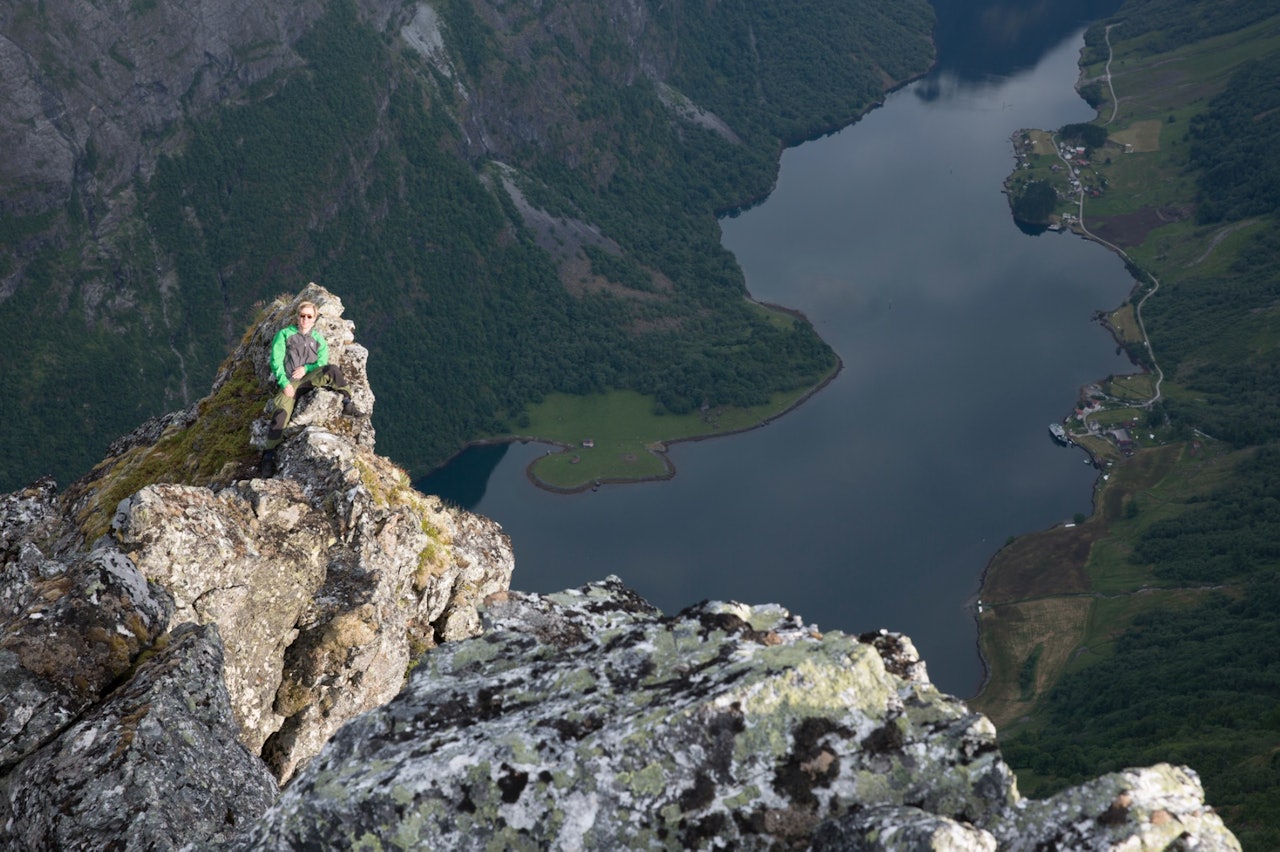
[512,356,836,492]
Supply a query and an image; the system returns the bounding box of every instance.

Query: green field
[510,373,835,490]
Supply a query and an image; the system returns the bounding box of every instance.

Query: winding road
[1056,23,1166,409]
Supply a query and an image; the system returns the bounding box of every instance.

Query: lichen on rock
[1,285,515,849]
[228,577,1240,850]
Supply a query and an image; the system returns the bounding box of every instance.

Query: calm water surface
[422,12,1130,697]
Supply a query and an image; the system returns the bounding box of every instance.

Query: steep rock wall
[0,0,326,217]
[1,285,514,812]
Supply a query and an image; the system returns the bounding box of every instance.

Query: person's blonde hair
[298,301,318,318]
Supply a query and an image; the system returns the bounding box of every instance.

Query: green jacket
[270,326,329,389]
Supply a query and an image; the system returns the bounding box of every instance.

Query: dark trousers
[265,364,349,449]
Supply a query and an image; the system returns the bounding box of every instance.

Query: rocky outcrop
[78,286,514,785]
[4,622,277,849]
[232,579,1240,851]
[0,479,173,769]
[1,285,514,847]
[2,511,1243,851]
[109,437,515,782]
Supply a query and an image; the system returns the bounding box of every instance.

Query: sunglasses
[299,313,315,319]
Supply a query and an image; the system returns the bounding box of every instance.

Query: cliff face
[0,0,690,239]
[1,285,514,845]
[0,0,326,218]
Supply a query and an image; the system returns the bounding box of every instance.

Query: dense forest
[0,0,932,490]
[1147,56,1280,449]
[1009,180,1057,225]
[1084,0,1280,55]
[1187,52,1280,225]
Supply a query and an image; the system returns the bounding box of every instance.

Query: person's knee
[270,393,294,428]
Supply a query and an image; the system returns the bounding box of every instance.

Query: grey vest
[285,330,320,378]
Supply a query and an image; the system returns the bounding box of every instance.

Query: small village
[1050,385,1142,463]
[1007,133,1176,470]
[1007,129,1118,231]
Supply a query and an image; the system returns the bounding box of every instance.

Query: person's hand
[284,384,296,399]
[290,365,307,380]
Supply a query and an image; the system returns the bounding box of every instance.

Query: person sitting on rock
[262,300,360,468]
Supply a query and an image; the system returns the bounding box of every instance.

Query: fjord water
[421,6,1130,697]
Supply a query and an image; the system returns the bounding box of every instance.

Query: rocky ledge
[232,578,1239,851]
[1,286,514,846]
[0,286,1240,849]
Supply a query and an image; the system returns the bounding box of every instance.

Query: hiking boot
[342,397,365,417]
[260,449,276,477]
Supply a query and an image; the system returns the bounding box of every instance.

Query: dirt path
[1190,218,1259,266]
[1102,24,1120,126]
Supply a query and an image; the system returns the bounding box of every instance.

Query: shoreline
[418,357,844,496]
[419,295,844,496]
[968,239,1159,702]
[521,351,845,494]
[968,241,1144,701]
[419,60,928,497]
[969,19,1165,701]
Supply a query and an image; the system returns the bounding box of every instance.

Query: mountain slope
[0,0,934,490]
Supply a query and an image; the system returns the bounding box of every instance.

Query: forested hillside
[0,0,933,490]
[1082,0,1280,54]
[977,2,1280,847]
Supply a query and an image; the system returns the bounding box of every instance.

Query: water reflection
[928,0,1123,82]
[424,443,509,509]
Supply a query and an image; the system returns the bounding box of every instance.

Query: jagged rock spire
[1,286,514,846]
[238,284,376,453]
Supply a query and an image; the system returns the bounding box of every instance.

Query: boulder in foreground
[232,578,1240,850]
